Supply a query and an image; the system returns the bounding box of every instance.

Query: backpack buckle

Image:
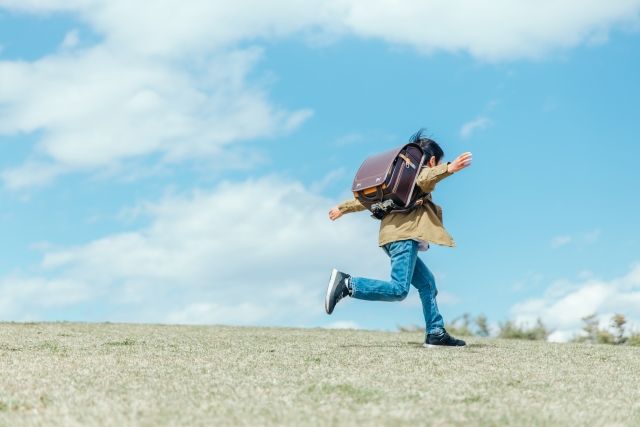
[370,199,398,220]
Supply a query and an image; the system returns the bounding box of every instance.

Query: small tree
[572,314,614,344]
[628,329,640,347]
[611,314,628,345]
[498,318,551,341]
[397,323,423,333]
[445,313,475,337]
[475,315,491,337]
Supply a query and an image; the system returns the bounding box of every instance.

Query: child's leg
[350,240,418,301]
[411,257,445,335]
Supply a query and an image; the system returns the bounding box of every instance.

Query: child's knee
[388,281,410,301]
[397,288,410,301]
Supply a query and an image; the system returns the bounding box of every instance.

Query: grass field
[1,322,639,426]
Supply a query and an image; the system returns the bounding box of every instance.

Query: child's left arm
[417,152,472,193]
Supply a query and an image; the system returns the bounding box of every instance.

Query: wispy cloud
[551,229,601,247]
[310,168,345,193]
[551,235,572,247]
[459,117,492,139]
[584,229,601,243]
[60,29,80,49]
[333,133,364,147]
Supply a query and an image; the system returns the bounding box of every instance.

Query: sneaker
[325,269,351,315]
[423,329,467,348]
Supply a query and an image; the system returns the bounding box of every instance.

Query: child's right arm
[329,198,366,221]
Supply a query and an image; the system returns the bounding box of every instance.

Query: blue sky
[1,1,640,341]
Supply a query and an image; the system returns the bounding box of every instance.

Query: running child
[326,129,472,348]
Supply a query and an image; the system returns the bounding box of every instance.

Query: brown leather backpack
[352,143,426,219]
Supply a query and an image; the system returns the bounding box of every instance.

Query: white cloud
[1,1,639,187]
[550,229,601,248]
[551,235,572,247]
[324,321,361,330]
[509,263,640,342]
[0,46,312,188]
[583,229,601,243]
[459,117,492,139]
[333,133,364,147]
[342,0,640,60]
[310,168,346,193]
[7,0,632,60]
[437,291,461,306]
[577,270,594,279]
[1,0,637,55]
[0,176,388,325]
[60,29,80,49]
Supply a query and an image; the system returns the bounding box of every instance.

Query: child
[326,129,472,348]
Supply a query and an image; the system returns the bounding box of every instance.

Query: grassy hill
[1,322,639,426]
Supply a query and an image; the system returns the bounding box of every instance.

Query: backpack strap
[388,194,429,215]
[369,193,430,220]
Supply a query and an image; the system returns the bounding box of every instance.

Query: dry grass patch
[1,322,639,426]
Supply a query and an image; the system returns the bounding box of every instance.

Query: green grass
[1,323,640,426]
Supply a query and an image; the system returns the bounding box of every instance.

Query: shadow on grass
[467,343,488,348]
[338,343,409,348]
[342,343,426,348]
[104,338,137,346]
[339,341,491,349]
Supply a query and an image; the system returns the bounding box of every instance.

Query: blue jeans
[350,239,445,335]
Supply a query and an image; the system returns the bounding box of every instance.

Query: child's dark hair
[409,128,444,164]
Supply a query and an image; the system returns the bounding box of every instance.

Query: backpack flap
[352,143,425,219]
[352,145,405,194]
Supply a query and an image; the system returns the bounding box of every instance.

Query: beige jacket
[337,162,456,248]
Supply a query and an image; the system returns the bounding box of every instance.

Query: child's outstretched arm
[417,152,472,193]
[330,152,471,220]
[329,198,366,221]
[447,152,473,173]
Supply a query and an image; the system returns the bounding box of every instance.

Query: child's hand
[329,206,343,221]
[448,152,472,173]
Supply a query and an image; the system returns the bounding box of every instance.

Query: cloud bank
[1,0,640,187]
[0,177,387,324]
[510,264,640,342]
[1,1,640,327]
[0,46,312,188]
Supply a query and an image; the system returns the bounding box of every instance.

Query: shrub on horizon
[497,318,551,341]
[444,313,475,337]
[397,323,423,333]
[398,313,492,338]
[572,313,640,346]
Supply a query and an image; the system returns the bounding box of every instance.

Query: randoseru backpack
[352,143,427,220]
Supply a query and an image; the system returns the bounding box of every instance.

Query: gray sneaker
[325,269,351,315]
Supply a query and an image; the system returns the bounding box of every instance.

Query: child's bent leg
[411,257,445,335]
[350,240,418,302]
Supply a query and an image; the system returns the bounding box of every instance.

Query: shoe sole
[325,269,338,314]
[423,344,467,348]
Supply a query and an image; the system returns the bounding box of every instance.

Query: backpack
[351,143,427,220]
